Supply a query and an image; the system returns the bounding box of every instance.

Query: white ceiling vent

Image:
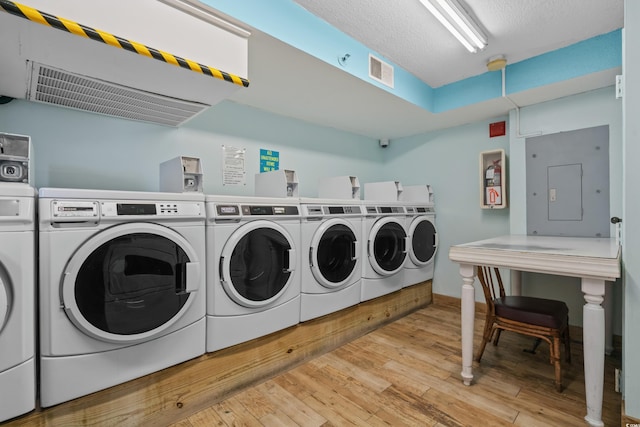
[369,54,394,88]
[0,0,250,126]
[27,62,209,127]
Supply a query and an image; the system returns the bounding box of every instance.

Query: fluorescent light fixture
[419,0,487,53]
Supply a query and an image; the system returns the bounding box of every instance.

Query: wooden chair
[475,266,571,392]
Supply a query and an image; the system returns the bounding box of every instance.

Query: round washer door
[310,218,359,289]
[0,265,9,334]
[61,222,201,344]
[220,220,296,308]
[368,217,407,276]
[408,216,438,266]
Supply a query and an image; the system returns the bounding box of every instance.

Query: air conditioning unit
[0,0,251,126]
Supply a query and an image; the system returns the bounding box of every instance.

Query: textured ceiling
[290,0,624,88]
[227,0,624,139]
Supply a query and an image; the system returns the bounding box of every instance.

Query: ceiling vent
[27,62,208,126]
[369,54,394,88]
[0,0,250,126]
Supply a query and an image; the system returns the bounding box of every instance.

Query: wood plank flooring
[170,298,621,427]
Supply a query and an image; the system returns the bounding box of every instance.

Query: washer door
[0,264,9,334]
[408,216,438,266]
[368,217,407,276]
[310,219,359,289]
[220,220,296,308]
[61,223,201,344]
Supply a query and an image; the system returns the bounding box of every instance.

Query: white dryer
[361,201,408,302]
[0,183,35,422]
[38,188,206,407]
[205,195,301,352]
[402,204,437,287]
[299,198,363,322]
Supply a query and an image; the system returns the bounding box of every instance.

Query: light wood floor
[168,299,621,427]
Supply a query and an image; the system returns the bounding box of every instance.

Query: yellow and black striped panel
[0,0,250,88]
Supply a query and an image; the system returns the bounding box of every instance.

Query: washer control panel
[102,202,202,217]
[405,206,435,214]
[302,204,362,218]
[51,200,202,218]
[364,205,405,215]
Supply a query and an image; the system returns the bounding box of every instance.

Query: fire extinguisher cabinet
[480,149,507,209]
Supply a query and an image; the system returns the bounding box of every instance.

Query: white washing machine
[361,201,408,302]
[402,203,437,287]
[38,188,206,407]
[0,183,35,422]
[299,198,363,322]
[205,195,301,352]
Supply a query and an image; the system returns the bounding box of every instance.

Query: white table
[449,235,620,427]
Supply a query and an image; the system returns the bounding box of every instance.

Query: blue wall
[382,117,510,298]
[381,87,622,337]
[0,99,381,195]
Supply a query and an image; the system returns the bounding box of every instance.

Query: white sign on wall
[222,145,246,186]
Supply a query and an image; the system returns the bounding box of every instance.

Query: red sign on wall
[489,121,506,138]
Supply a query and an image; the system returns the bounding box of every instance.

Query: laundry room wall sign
[260,149,279,172]
[222,145,246,186]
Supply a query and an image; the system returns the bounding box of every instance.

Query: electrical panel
[526,125,610,237]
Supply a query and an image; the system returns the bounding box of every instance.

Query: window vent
[369,54,394,88]
[27,62,210,127]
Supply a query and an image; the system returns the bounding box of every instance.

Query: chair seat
[495,296,569,329]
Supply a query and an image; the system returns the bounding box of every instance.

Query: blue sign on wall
[260,149,279,172]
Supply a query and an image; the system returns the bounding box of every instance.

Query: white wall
[623,0,640,417]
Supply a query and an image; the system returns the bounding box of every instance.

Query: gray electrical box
[0,132,31,184]
[159,156,203,193]
[526,125,610,237]
[255,169,299,198]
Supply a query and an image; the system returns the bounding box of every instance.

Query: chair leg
[552,336,563,392]
[475,319,494,362]
[523,337,542,354]
[564,322,571,364]
[492,329,502,346]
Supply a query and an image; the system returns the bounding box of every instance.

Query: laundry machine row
[3,186,436,417]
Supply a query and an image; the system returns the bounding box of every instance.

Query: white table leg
[510,269,522,296]
[581,278,606,427]
[459,263,476,386]
[604,281,613,355]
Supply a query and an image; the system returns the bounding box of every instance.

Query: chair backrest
[477,266,506,315]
